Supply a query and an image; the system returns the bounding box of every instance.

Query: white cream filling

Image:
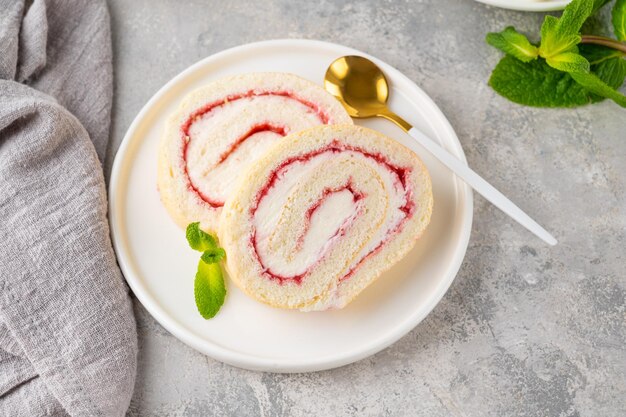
[344,164,406,274]
[253,150,408,279]
[261,189,357,277]
[185,95,326,203]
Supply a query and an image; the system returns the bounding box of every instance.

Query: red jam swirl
[180,90,332,207]
[295,181,364,251]
[250,140,415,285]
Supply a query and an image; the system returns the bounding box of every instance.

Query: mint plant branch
[486,0,626,108]
[580,35,626,54]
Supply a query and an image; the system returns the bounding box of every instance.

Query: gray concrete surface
[105,0,626,415]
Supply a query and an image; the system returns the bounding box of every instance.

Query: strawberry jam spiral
[220,125,433,311]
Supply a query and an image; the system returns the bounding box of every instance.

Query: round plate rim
[473,0,569,11]
[108,39,473,372]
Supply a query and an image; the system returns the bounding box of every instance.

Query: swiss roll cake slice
[158,73,353,232]
[219,125,433,311]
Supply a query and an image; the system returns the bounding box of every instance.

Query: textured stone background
[105,0,626,415]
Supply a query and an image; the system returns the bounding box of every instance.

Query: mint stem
[580,35,626,54]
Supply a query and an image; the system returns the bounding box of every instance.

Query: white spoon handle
[408,127,557,246]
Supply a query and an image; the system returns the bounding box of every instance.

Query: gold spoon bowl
[324,56,411,131]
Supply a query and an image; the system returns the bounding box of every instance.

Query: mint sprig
[487,0,626,108]
[186,222,226,319]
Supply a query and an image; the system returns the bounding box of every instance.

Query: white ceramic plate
[109,39,473,372]
[474,0,569,11]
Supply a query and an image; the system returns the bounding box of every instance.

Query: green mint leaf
[194,259,226,319]
[570,71,626,107]
[539,0,593,58]
[201,247,226,264]
[579,44,626,102]
[613,0,626,40]
[489,55,592,107]
[540,15,582,58]
[555,0,595,37]
[591,52,626,90]
[546,52,591,72]
[186,222,217,252]
[539,33,581,57]
[486,27,538,62]
[540,15,559,53]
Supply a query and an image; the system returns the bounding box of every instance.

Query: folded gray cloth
[0,0,137,415]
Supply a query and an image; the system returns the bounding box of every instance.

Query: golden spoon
[324,55,557,246]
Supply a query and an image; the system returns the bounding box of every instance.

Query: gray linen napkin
[0,0,137,415]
